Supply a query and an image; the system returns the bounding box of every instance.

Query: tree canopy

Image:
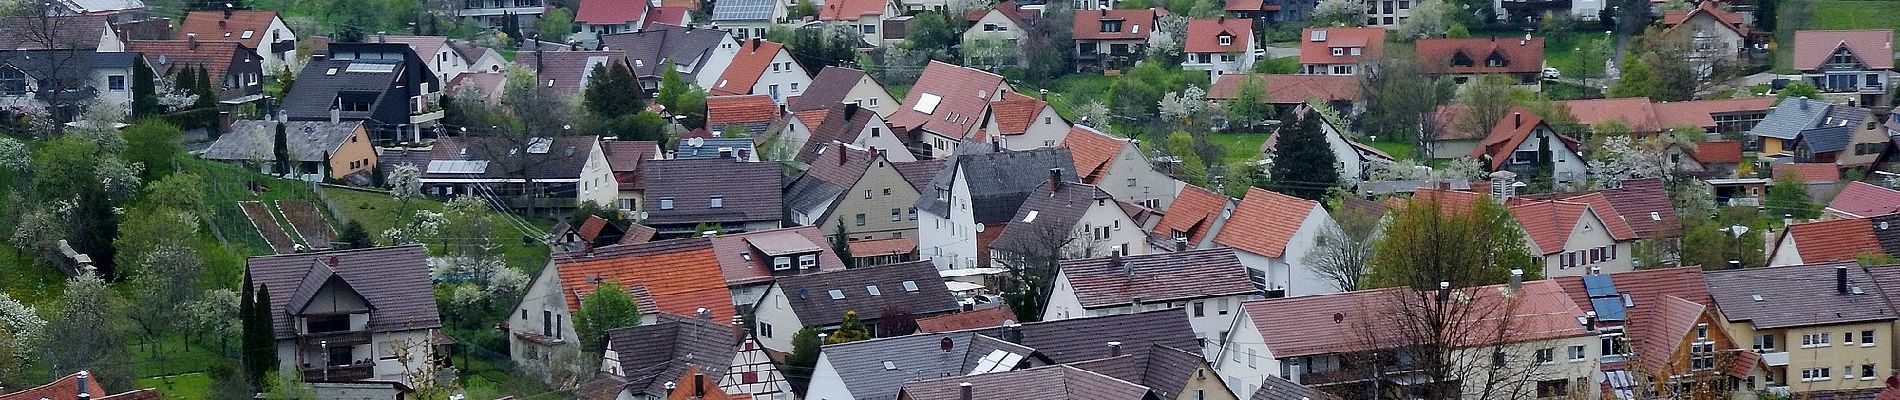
[574,282,644,353]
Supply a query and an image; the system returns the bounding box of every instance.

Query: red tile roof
[1430,104,1481,140]
[914,304,1018,333]
[555,239,738,319]
[1593,178,1681,239]
[1560,97,1660,131]
[1206,73,1361,104]
[1783,217,1882,263]
[1072,8,1167,41]
[1509,199,1593,255]
[579,215,611,242]
[818,0,887,21]
[1063,125,1127,184]
[968,0,1038,25]
[602,140,661,173]
[1688,140,1743,164]
[1661,0,1746,37]
[1553,267,1714,322]
[1472,107,1580,169]
[1793,30,1895,70]
[1150,184,1230,247]
[1185,18,1252,54]
[989,92,1049,136]
[848,236,917,257]
[1224,0,1278,12]
[1560,193,1638,241]
[890,61,1008,137]
[1826,181,1900,218]
[1651,97,1776,129]
[1298,27,1385,65]
[1243,279,1589,358]
[712,40,792,96]
[1414,36,1547,74]
[576,0,650,25]
[1772,163,1840,183]
[709,227,848,286]
[0,372,112,400]
[127,39,254,81]
[706,94,780,126]
[1406,188,1488,215]
[1213,188,1318,258]
[643,7,692,30]
[176,10,283,49]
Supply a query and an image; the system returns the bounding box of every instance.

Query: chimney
[1509,269,1523,291]
[1001,322,1022,342]
[750,37,761,51]
[217,19,226,29]
[1108,341,1123,357]
[1288,364,1302,385]
[327,256,340,269]
[1513,112,1522,129]
[1589,266,1601,275]
[844,102,861,121]
[76,371,90,400]
[187,33,198,50]
[1838,265,1849,294]
[694,373,706,397]
[1784,214,1794,226]
[1728,260,1741,269]
[1174,237,1188,252]
[959,382,974,400]
[222,7,232,19]
[330,106,341,123]
[1049,168,1063,192]
[1116,253,1129,275]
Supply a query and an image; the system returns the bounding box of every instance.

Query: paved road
[1697,72,1793,97]
[1261,45,1300,59]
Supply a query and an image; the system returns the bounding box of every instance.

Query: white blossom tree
[184,289,239,352]
[1158,86,1210,123]
[1147,15,1190,61]
[1078,101,1112,129]
[70,96,128,155]
[0,293,44,354]
[0,137,28,174]
[1313,0,1366,26]
[1589,136,1668,186]
[1398,0,1453,39]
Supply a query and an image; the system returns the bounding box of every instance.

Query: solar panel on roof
[426,160,489,174]
[1581,274,1618,297]
[1591,297,1627,321]
[344,62,396,73]
[712,0,775,20]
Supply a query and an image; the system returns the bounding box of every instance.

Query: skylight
[344,62,396,73]
[1023,210,1039,222]
[828,289,845,300]
[902,281,919,292]
[914,93,943,114]
[883,361,897,370]
[867,285,881,296]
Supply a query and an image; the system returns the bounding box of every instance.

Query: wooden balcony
[298,330,372,350]
[302,362,374,381]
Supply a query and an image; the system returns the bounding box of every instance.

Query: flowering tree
[1589,136,1668,186]
[1077,101,1111,128]
[1158,86,1210,124]
[1147,15,1189,61]
[0,293,44,354]
[1313,0,1365,26]
[0,137,27,174]
[1398,0,1452,39]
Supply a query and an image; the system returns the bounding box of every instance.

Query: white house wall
[750,49,812,104]
[750,284,808,352]
[1211,311,1278,399]
[579,141,621,207]
[693,35,744,90]
[1099,143,1179,211]
[804,352,856,400]
[920,168,979,270]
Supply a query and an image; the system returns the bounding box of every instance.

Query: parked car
[1542,67,1562,79]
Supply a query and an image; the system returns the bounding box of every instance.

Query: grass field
[136,373,214,399]
[1544,33,1612,80]
[1207,131,1270,163]
[1368,141,1416,160]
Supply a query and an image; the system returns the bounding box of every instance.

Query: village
[0,0,1897,397]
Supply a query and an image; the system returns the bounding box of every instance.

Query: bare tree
[1304,203,1380,292]
[1360,49,1453,161]
[1329,282,1573,400]
[0,3,103,123]
[989,218,1106,323]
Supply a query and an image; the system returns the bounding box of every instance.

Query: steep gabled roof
[772,261,960,327]
[707,227,848,286]
[712,40,791,96]
[555,238,738,318]
[1063,125,1128,184]
[1069,344,1216,400]
[1591,178,1681,239]
[517,50,629,99]
[1827,182,1900,218]
[127,39,255,80]
[990,181,1126,258]
[1414,36,1547,74]
[705,94,780,135]
[1149,184,1231,248]
[1792,29,1895,70]
[1705,262,1895,329]
[915,304,1018,333]
[1508,199,1596,255]
[1298,27,1384,65]
[203,120,365,163]
[603,24,729,77]
[605,314,740,398]
[421,135,602,181]
[898,364,1155,400]
[915,144,1077,224]
[177,10,285,50]
[817,0,887,21]
[1212,188,1319,258]
[989,92,1052,136]
[639,158,783,225]
[0,371,114,400]
[1553,267,1716,373]
[790,66,876,112]
[1242,280,1589,359]
[1250,373,1340,400]
[891,61,1007,137]
[1471,108,1580,169]
[245,246,440,340]
[1661,0,1747,37]
[1060,248,1257,308]
[1559,193,1638,241]
[793,103,885,163]
[1073,8,1168,41]
[786,142,876,216]
[1749,97,1833,140]
[981,309,1203,363]
[1185,18,1252,54]
[1782,217,1883,263]
[576,0,650,25]
[819,331,1044,399]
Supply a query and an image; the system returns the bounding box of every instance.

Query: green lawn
[1254,56,1300,74]
[886,84,913,100]
[1029,74,1116,120]
[1544,33,1612,80]
[1368,141,1416,160]
[136,373,214,400]
[321,186,447,241]
[0,245,66,307]
[1207,131,1270,163]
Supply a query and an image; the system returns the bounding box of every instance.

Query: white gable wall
[805,352,855,400]
[1211,310,1279,398]
[1770,232,1804,267]
[749,49,813,104]
[1099,143,1180,211]
[750,283,808,352]
[920,168,979,270]
[693,35,743,90]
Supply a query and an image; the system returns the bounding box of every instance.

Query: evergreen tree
[832,219,855,268]
[132,56,159,117]
[783,327,821,391]
[244,283,278,386]
[1766,175,1820,219]
[1267,110,1341,201]
[338,220,373,249]
[195,66,219,131]
[826,311,872,344]
[273,122,289,175]
[583,62,643,119]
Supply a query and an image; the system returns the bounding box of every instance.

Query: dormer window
[1331,47,1344,56]
[1451,52,1473,67]
[799,254,818,268]
[773,257,792,270]
[1218,35,1232,46]
[710,196,724,208]
[1349,47,1362,56]
[1486,52,1507,67]
[1830,47,1862,67]
[660,197,675,210]
[1100,20,1121,33]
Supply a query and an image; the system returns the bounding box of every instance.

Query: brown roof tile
[1298,27,1384,65]
[1783,218,1883,263]
[246,246,440,339]
[555,239,738,319]
[899,365,1154,400]
[0,371,112,400]
[709,227,848,286]
[127,39,255,81]
[1213,188,1318,258]
[1706,262,1895,329]
[712,40,791,96]
[1472,107,1580,169]
[176,10,283,49]
[848,236,917,257]
[706,94,780,127]
[890,61,1007,137]
[1061,248,1257,308]
[516,50,630,99]
[1242,279,1589,358]
[1063,125,1127,184]
[988,92,1049,136]
[817,0,887,21]
[1793,30,1894,70]
[1561,193,1638,241]
[789,66,873,112]
[1827,182,1900,218]
[1072,8,1168,41]
[914,304,1017,333]
[1150,184,1231,248]
[1185,18,1252,54]
[1773,163,1840,183]
[1414,36,1547,74]
[1689,140,1743,164]
[576,0,650,25]
[1508,199,1594,255]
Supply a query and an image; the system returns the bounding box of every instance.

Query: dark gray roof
[639,158,784,225]
[604,314,740,398]
[1800,124,1856,154]
[602,24,728,77]
[1250,373,1341,400]
[711,0,776,21]
[1069,344,1212,400]
[1055,248,1258,309]
[990,181,1119,255]
[245,246,440,340]
[794,104,884,163]
[1876,214,1900,255]
[1704,262,1896,329]
[202,120,365,162]
[971,309,1203,364]
[772,260,960,327]
[0,15,112,50]
[422,135,601,181]
[673,137,758,159]
[0,50,136,103]
[789,67,873,112]
[894,158,947,192]
[818,331,1043,400]
[1749,97,1832,140]
[516,50,628,99]
[914,143,1077,224]
[897,364,1157,400]
[784,143,876,218]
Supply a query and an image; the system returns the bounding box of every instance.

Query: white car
[1542,67,1562,79]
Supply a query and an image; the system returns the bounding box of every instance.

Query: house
[916,144,1077,270]
[401,135,618,212]
[707,94,783,137]
[986,92,1071,151]
[672,137,760,161]
[1553,267,1747,398]
[1792,30,1894,106]
[1259,109,1395,185]
[516,50,630,100]
[817,0,898,47]
[989,175,1148,266]
[1223,0,1308,24]
[777,102,913,164]
[707,227,851,309]
[1215,279,1599,400]
[889,61,1012,158]
[604,24,741,92]
[1555,178,1685,259]
[710,39,809,104]
[1298,27,1383,76]
[1183,18,1257,79]
[1360,0,1412,27]
[0,371,160,400]
[709,0,787,41]
[201,120,375,181]
[42,0,147,23]
[1704,262,1896,395]
[719,333,797,400]
[850,237,921,267]
[1211,188,1340,297]
[1205,74,1362,122]
[601,140,663,211]
[1041,248,1259,359]
[1824,181,1900,219]
[282,43,442,143]
[1470,108,1587,189]
[1767,215,1899,266]
[790,66,900,118]
[638,158,783,236]
[896,364,1163,400]
[125,38,265,104]
[804,331,1049,400]
[596,314,741,400]
[1072,9,1168,72]
[1065,126,1178,210]
[961,0,1038,69]
[1559,97,1775,138]
[575,0,651,44]
[1748,97,1888,168]
[0,15,124,52]
[914,304,1017,333]
[1507,196,1638,277]
[375,35,496,84]
[750,261,961,351]
[176,10,296,75]
[1749,97,1833,158]
[783,142,931,238]
[993,308,1206,363]
[1071,344,1243,400]
[245,246,442,383]
[0,49,139,121]
[449,0,543,29]
[1146,184,1235,252]
[1685,140,1746,178]
[1659,1,1750,78]
[1414,36,1547,90]
[447,40,507,75]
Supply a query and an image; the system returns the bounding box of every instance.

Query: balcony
[1759,351,1789,367]
[302,362,374,381]
[298,330,371,350]
[410,109,444,124]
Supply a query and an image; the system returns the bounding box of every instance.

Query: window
[1803,332,1832,347]
[773,257,792,270]
[1601,332,1630,357]
[1537,379,1570,398]
[108,75,125,91]
[660,197,674,210]
[861,24,877,34]
[709,196,724,208]
[1350,47,1362,56]
[760,322,773,338]
[908,207,917,220]
[1864,364,1877,380]
[791,82,800,91]
[856,213,866,226]
[883,188,893,196]
[1535,348,1554,364]
[1802,367,1832,382]
[891,208,901,221]
[1512,150,1538,164]
[1099,20,1121,33]
[1218,35,1233,46]
[1220,54,1236,63]
[1846,331,1858,344]
[1331,47,1344,56]
[1863,330,1876,346]
[798,254,817,268]
[1247,348,1257,367]
[864,189,873,199]
[1568,345,1586,361]
[1193,301,1205,317]
[1754,334,1777,351]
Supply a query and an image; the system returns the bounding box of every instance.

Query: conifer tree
[1267,109,1342,200]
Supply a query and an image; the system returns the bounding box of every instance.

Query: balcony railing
[298,329,372,349]
[302,362,374,381]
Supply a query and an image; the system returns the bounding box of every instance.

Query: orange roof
[914,305,1018,333]
[176,10,283,49]
[1415,36,1546,74]
[712,40,792,96]
[127,39,255,82]
[706,94,780,126]
[1784,218,1882,263]
[1072,9,1167,41]
[1509,199,1593,255]
[1185,18,1253,54]
[1662,1,1747,36]
[1408,188,1487,215]
[1652,97,1776,129]
[0,371,111,400]
[990,92,1049,136]
[1150,184,1231,247]
[1560,97,1660,131]
[817,0,887,21]
[1562,97,1775,133]
[1772,163,1840,183]
[1213,188,1318,258]
[1206,73,1360,104]
[848,236,917,256]
[1298,27,1385,65]
[1689,140,1744,164]
[1561,193,1638,241]
[1063,126,1127,184]
[1472,107,1580,169]
[555,240,737,319]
